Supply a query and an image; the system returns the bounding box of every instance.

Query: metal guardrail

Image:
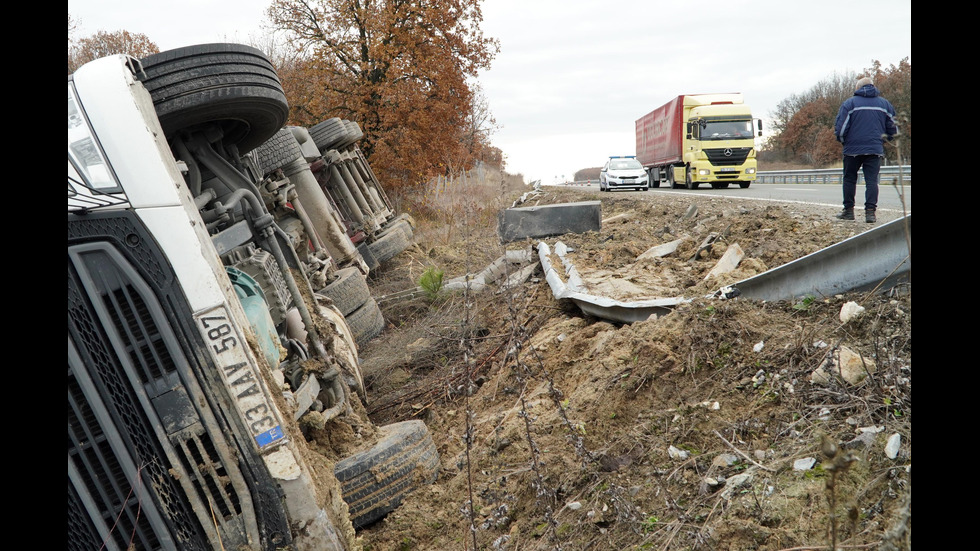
[756,165,911,185]
[563,165,911,187]
[733,214,911,300]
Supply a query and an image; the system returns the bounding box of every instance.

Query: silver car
[600,156,649,191]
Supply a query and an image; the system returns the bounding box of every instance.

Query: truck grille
[705,147,752,166]
[67,212,291,550]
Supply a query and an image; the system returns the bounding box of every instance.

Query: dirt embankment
[354,187,911,550]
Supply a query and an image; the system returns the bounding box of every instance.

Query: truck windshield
[700,120,753,140]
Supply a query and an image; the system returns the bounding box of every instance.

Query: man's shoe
[836,208,854,220]
[865,210,876,223]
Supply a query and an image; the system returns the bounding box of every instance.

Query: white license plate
[196,305,285,450]
[719,168,737,173]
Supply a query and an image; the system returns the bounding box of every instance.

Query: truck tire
[346,297,385,344]
[346,121,364,144]
[685,169,698,190]
[666,167,680,189]
[139,43,289,155]
[254,127,303,176]
[367,225,412,264]
[356,241,380,272]
[739,181,751,189]
[316,267,372,317]
[334,120,360,149]
[334,420,440,529]
[309,118,348,152]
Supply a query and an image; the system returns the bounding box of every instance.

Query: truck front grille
[705,147,752,166]
[67,212,291,550]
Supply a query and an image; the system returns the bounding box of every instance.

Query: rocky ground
[346,184,911,550]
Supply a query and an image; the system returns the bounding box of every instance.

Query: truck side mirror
[757,119,763,137]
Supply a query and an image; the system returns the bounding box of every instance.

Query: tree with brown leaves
[267,0,499,190]
[763,58,911,166]
[68,26,160,74]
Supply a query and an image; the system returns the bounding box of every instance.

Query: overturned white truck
[68,44,436,550]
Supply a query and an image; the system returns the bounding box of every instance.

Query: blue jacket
[834,84,898,156]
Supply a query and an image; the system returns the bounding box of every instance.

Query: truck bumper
[690,164,757,183]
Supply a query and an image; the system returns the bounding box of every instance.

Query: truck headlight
[699,169,710,176]
[68,82,119,192]
[746,168,756,174]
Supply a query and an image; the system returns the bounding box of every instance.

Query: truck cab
[68,46,438,550]
[683,96,762,189]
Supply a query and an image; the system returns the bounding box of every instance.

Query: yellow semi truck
[635,93,762,189]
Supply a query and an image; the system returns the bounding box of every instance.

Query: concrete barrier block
[498,201,601,242]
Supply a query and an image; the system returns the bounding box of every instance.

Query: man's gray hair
[855,76,874,90]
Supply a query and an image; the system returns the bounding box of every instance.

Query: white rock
[704,243,745,280]
[885,433,902,459]
[793,457,817,471]
[721,473,753,499]
[567,501,582,511]
[811,346,876,386]
[667,445,690,460]
[753,341,765,353]
[839,301,866,323]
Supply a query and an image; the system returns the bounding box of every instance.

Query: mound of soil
[355,187,911,551]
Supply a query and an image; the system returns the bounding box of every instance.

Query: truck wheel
[346,297,385,344]
[666,167,680,189]
[367,226,412,264]
[346,121,365,144]
[686,169,698,190]
[254,127,303,176]
[309,118,348,152]
[334,420,440,528]
[139,43,289,155]
[739,181,751,189]
[316,267,371,317]
[334,120,361,149]
[356,241,380,271]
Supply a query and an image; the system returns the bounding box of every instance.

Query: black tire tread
[310,118,348,152]
[346,297,384,344]
[316,267,371,317]
[254,128,303,175]
[367,225,412,264]
[139,43,288,154]
[334,421,440,528]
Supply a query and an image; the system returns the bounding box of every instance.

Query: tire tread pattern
[139,43,288,154]
[254,128,303,175]
[334,421,440,528]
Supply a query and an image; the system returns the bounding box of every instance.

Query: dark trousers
[841,154,881,211]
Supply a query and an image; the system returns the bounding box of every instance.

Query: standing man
[833,77,898,223]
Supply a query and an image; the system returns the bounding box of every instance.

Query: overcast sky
[69,0,912,184]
